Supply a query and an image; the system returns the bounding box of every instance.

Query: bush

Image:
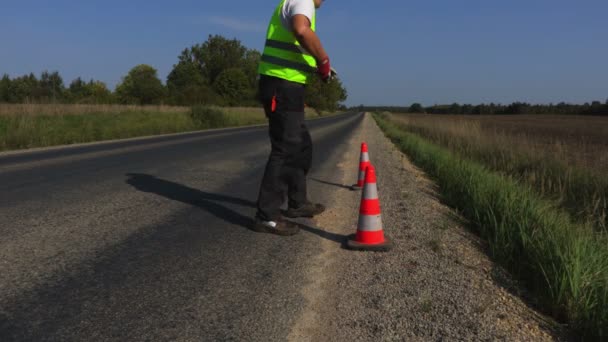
[190,106,229,129]
[213,68,250,106]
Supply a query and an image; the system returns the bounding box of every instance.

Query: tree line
[0,71,113,105]
[355,100,608,116]
[0,35,347,112]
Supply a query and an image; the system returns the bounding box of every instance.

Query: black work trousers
[256,75,312,221]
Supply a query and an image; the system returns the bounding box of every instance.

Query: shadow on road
[125,173,346,245]
[295,221,347,246]
[309,177,353,190]
[126,173,256,229]
[126,173,256,208]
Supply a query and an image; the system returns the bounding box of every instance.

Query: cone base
[346,234,392,252]
[350,184,363,191]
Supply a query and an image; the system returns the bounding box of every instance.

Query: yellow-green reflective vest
[258,0,317,85]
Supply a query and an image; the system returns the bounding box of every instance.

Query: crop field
[389,113,608,231]
[390,113,608,175]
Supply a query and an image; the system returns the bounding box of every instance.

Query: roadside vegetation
[374,113,608,339]
[389,113,608,232]
[0,106,251,151]
[0,34,346,152]
[0,105,326,151]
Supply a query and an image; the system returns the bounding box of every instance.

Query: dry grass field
[391,114,608,175]
[389,113,608,231]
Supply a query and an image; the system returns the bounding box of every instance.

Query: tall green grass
[0,103,190,116]
[374,113,608,339]
[0,106,267,151]
[0,103,331,152]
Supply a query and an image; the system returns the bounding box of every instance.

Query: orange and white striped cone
[347,164,392,252]
[350,142,370,191]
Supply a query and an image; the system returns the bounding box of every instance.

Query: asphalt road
[0,112,363,341]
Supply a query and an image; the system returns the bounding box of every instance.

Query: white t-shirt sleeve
[280,0,315,32]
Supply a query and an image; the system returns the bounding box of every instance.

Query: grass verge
[374,113,608,339]
[0,104,329,152]
[0,106,267,152]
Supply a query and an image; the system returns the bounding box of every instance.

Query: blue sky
[1,0,607,106]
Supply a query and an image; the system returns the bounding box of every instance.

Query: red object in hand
[317,57,331,81]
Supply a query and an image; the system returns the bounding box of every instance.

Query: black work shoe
[251,217,300,236]
[283,202,326,218]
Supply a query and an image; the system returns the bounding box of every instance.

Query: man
[252,0,333,236]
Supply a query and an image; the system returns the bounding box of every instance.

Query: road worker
[252,0,332,235]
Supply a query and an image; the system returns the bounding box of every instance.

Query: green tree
[175,35,248,86]
[0,74,10,102]
[408,103,424,113]
[166,58,217,105]
[506,102,529,115]
[449,102,461,114]
[38,71,65,102]
[306,77,348,113]
[198,35,247,84]
[87,80,113,104]
[213,68,250,106]
[68,78,112,103]
[68,77,88,101]
[115,64,166,104]
[167,35,259,106]
[242,50,261,88]
[7,73,38,103]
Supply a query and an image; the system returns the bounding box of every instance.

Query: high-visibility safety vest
[258,0,317,85]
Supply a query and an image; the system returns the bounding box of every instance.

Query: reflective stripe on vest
[261,54,316,74]
[258,0,317,84]
[265,39,312,56]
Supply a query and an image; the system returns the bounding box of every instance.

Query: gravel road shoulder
[289,113,569,341]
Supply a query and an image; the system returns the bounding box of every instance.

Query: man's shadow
[125,173,346,245]
[126,173,255,228]
[309,177,353,190]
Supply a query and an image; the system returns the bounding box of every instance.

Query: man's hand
[317,57,331,82]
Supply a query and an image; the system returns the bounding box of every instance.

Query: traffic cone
[350,142,370,191]
[347,164,392,251]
